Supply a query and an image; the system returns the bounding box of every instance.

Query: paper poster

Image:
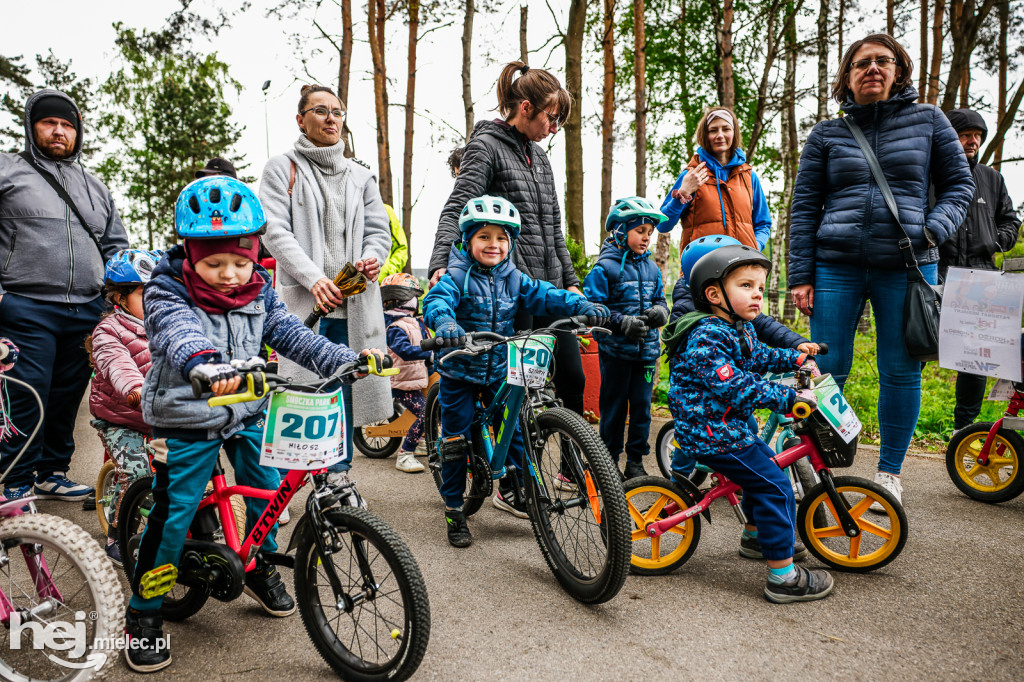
[938,268,1024,382]
[261,389,346,470]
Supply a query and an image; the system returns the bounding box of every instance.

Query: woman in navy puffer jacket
[788,34,973,506]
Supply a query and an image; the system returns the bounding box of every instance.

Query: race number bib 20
[507,334,556,388]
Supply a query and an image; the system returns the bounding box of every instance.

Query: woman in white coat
[259,84,393,489]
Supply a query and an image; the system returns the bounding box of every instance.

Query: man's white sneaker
[396,452,425,473]
[870,471,903,512]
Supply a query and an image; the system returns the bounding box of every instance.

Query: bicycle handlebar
[419,317,611,356]
[193,353,397,404]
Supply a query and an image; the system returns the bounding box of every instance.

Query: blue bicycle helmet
[605,197,667,247]
[458,195,522,242]
[105,249,164,286]
[174,176,266,240]
[680,234,742,287]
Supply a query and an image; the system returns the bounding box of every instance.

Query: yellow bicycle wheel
[946,423,1024,503]
[625,476,701,575]
[95,460,117,536]
[798,476,907,572]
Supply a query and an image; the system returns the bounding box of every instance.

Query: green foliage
[565,232,598,284]
[97,23,244,249]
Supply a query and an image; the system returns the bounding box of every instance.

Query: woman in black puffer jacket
[429,62,595,496]
[788,34,974,506]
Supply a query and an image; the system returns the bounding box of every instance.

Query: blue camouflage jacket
[142,245,358,440]
[423,243,586,385]
[583,238,666,362]
[668,316,804,456]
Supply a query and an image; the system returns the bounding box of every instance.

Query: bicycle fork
[815,470,861,538]
[306,490,379,613]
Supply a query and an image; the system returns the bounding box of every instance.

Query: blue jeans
[810,262,936,475]
[319,318,355,473]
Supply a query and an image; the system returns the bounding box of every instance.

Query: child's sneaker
[871,471,903,512]
[396,451,425,473]
[2,483,32,501]
[739,535,809,561]
[105,540,123,569]
[279,505,290,525]
[763,565,834,604]
[124,608,172,673]
[33,474,93,501]
[554,473,578,492]
[492,487,529,519]
[445,508,472,547]
[624,460,648,479]
[244,558,296,617]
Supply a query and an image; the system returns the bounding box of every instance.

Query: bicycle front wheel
[524,407,630,604]
[294,507,430,682]
[946,423,1024,503]
[0,513,124,681]
[797,476,908,572]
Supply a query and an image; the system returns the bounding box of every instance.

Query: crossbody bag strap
[288,160,297,197]
[842,118,921,273]
[18,151,105,260]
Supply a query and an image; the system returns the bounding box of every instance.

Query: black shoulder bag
[18,151,105,260]
[843,117,941,363]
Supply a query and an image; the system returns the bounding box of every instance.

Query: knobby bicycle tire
[294,507,430,682]
[0,513,124,681]
[524,407,630,603]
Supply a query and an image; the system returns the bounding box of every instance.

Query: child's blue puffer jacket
[583,238,665,362]
[423,243,583,385]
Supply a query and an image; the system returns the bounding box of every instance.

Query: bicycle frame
[0,496,65,626]
[975,389,1024,465]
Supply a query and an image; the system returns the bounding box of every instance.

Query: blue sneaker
[105,541,123,569]
[2,483,33,501]
[33,475,93,501]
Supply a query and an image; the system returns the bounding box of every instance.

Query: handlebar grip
[420,336,445,351]
[818,342,829,356]
[792,401,814,419]
[0,344,8,362]
[365,353,399,377]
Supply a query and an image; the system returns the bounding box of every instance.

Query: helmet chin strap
[710,278,752,358]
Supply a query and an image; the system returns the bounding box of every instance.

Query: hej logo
[7,609,146,671]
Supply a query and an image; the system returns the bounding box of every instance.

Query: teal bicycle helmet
[458,195,522,242]
[174,176,266,240]
[605,196,667,247]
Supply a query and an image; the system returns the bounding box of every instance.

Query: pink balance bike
[0,349,124,680]
[625,366,908,575]
[117,354,430,681]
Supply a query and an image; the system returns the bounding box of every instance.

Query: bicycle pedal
[139,564,178,599]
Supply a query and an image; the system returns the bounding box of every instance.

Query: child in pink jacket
[88,249,161,566]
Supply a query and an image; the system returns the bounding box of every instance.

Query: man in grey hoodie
[0,89,129,501]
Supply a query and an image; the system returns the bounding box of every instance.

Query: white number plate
[507,335,556,388]
[812,374,861,443]
[261,389,346,470]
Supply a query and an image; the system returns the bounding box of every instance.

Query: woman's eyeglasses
[541,109,566,129]
[850,56,897,71]
[301,106,346,121]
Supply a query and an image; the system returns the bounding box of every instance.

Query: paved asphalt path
[40,408,1024,680]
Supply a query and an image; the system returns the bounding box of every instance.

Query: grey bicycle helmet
[690,244,771,315]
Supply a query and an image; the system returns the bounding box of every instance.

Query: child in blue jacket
[124,177,376,673]
[668,241,833,604]
[583,197,670,480]
[422,195,608,548]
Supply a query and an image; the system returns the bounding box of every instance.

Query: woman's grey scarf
[295,135,351,318]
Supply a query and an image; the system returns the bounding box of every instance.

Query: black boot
[124,608,172,673]
[624,459,648,480]
[244,555,296,617]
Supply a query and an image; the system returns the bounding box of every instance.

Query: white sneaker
[870,471,903,512]
[396,452,425,473]
[279,505,291,525]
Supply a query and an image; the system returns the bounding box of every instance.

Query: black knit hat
[30,95,79,127]
[945,108,988,145]
[194,157,238,179]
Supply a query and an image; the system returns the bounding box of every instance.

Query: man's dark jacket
[938,108,1020,275]
[430,119,578,289]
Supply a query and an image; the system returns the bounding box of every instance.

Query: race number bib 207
[261,389,346,470]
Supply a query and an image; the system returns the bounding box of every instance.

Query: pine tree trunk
[680,0,692,158]
[564,0,586,244]
[634,0,648,195]
[838,0,845,62]
[713,0,735,109]
[520,5,529,64]
[918,0,929,96]
[887,0,895,33]
[927,0,945,104]
[601,0,615,231]
[960,64,971,108]
[462,0,475,140]
[779,1,798,324]
[817,0,830,122]
[995,0,1008,168]
[340,0,355,157]
[402,0,419,274]
[368,0,393,205]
